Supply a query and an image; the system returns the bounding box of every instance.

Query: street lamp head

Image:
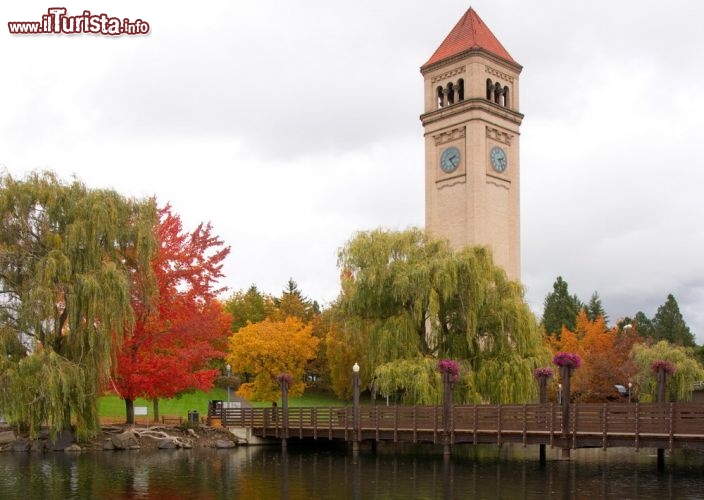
[623,324,633,331]
[628,381,633,388]
[352,362,360,373]
[226,364,231,374]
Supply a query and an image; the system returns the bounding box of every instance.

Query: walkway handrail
[215,402,704,451]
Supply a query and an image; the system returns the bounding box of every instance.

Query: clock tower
[420,8,523,280]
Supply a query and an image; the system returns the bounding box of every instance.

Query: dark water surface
[1,443,703,499]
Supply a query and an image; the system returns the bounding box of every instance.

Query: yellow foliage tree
[325,314,367,399]
[226,317,319,401]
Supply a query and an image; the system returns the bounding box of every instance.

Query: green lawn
[98,389,347,419]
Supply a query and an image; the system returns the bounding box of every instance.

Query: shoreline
[0,423,239,453]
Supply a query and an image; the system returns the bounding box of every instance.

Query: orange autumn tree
[226,317,319,401]
[548,309,640,402]
[113,205,231,423]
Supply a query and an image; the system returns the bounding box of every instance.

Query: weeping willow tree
[631,341,704,402]
[334,228,549,404]
[0,171,156,439]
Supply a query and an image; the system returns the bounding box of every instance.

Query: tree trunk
[152,398,160,422]
[125,398,135,425]
[63,405,72,430]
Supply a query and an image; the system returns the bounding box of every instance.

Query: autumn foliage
[548,310,640,402]
[324,316,367,399]
[112,205,231,414]
[227,317,319,401]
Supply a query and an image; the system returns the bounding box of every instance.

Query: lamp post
[623,324,634,405]
[352,362,360,454]
[226,364,231,402]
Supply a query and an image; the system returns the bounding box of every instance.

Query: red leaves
[113,205,231,401]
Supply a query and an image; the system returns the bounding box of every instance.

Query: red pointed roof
[423,8,516,68]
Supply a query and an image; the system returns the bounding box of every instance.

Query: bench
[161,415,183,425]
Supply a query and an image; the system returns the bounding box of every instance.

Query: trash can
[207,400,223,426]
[188,410,199,425]
[208,400,223,414]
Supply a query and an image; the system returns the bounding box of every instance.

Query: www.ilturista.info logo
[8,8,150,36]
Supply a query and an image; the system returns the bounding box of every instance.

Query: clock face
[440,146,461,173]
[490,146,507,173]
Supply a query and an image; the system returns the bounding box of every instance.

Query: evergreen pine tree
[542,276,582,337]
[651,294,695,347]
[275,278,319,322]
[585,291,608,323]
[633,311,654,340]
[225,285,276,332]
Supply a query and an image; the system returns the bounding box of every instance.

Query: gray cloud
[2,1,703,341]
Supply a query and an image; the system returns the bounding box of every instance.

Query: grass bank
[99,389,346,421]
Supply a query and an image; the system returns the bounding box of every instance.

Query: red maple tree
[112,205,231,423]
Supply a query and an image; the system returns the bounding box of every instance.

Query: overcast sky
[2,1,703,343]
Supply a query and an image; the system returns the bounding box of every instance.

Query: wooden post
[656,365,667,472]
[442,371,453,457]
[656,367,667,405]
[538,375,548,404]
[537,374,548,465]
[280,376,289,450]
[559,365,572,459]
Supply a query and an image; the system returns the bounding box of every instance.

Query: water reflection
[1,444,703,499]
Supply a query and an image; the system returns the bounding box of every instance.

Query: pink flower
[533,367,554,378]
[651,360,676,376]
[552,352,581,369]
[437,359,460,383]
[276,373,294,386]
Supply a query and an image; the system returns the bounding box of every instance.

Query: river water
[1,442,703,499]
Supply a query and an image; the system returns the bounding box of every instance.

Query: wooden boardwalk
[217,402,704,451]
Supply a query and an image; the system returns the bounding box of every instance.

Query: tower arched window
[503,86,510,108]
[494,82,502,104]
[486,79,493,100]
[436,86,444,109]
[447,82,455,105]
[457,79,465,101]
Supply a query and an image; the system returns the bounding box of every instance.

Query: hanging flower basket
[276,373,294,387]
[651,360,676,376]
[437,359,460,383]
[533,367,554,379]
[552,352,581,369]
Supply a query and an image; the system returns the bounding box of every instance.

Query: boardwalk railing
[214,403,704,451]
